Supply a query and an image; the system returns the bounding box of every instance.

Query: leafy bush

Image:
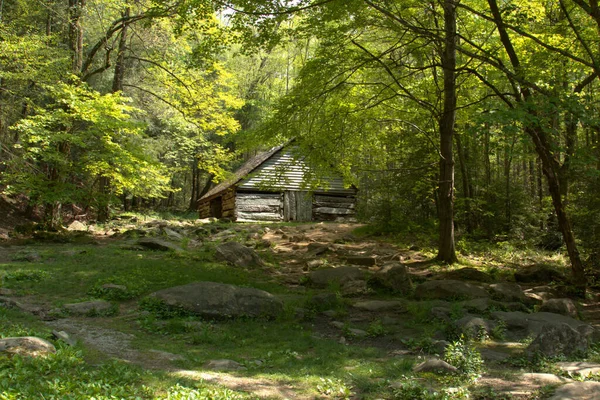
[315,377,352,399]
[444,336,484,382]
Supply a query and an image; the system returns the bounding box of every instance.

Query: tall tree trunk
[68,0,85,75]
[488,0,586,292]
[436,0,458,263]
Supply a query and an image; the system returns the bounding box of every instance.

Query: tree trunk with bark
[436,0,458,263]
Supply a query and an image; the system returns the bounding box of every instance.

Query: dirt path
[44,317,309,399]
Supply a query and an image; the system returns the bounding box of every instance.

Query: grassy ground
[0,218,597,399]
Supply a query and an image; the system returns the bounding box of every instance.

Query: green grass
[0,242,284,305]
[0,220,583,399]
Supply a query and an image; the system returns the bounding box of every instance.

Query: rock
[540,298,579,318]
[215,242,263,268]
[137,238,182,252]
[519,373,572,385]
[305,293,339,311]
[479,348,512,363]
[525,285,564,301]
[455,315,496,339]
[430,307,452,322]
[305,259,325,270]
[373,263,412,293]
[63,300,114,316]
[51,330,76,346]
[414,280,488,300]
[442,267,493,283]
[547,381,600,400]
[491,311,591,341]
[557,362,600,377]
[205,359,244,371]
[345,256,377,266]
[0,337,56,357]
[162,228,183,241]
[348,328,368,337]
[526,323,589,358]
[67,220,87,231]
[330,321,345,329]
[432,340,450,356]
[413,359,458,374]
[308,266,366,287]
[488,282,527,303]
[352,300,404,312]
[461,298,494,313]
[148,282,283,319]
[341,279,369,296]
[514,265,564,284]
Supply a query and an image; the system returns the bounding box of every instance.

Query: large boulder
[491,311,592,341]
[548,382,600,400]
[63,300,114,316]
[148,282,283,319]
[441,267,493,283]
[215,242,263,268]
[414,280,488,300]
[308,266,366,287]
[526,323,589,358]
[539,298,579,318]
[0,337,56,357]
[455,315,496,339]
[372,263,412,294]
[488,282,528,303]
[514,265,564,283]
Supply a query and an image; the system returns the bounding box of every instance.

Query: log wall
[235,192,283,222]
[312,194,356,221]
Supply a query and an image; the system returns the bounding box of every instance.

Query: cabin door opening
[210,197,223,218]
[283,191,312,222]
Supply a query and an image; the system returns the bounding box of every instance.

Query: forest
[2,1,600,398]
[3,0,600,290]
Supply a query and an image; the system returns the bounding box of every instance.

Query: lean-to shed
[197,144,357,222]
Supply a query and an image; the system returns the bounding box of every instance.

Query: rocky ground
[1,217,600,399]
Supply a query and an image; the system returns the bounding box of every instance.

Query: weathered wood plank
[314,207,355,215]
[236,212,283,221]
[313,201,355,209]
[236,204,280,213]
[237,193,281,200]
[296,191,312,222]
[236,198,282,207]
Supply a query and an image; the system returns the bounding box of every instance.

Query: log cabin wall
[221,188,236,220]
[312,194,356,221]
[235,192,283,222]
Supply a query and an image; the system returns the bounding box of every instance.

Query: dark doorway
[210,197,223,218]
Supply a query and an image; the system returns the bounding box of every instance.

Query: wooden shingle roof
[198,144,286,203]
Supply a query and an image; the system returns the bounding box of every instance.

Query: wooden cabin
[197,144,357,222]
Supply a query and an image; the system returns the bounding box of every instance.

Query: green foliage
[315,377,352,399]
[4,81,172,218]
[88,280,146,301]
[367,319,387,338]
[444,337,484,382]
[139,296,193,319]
[3,269,49,282]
